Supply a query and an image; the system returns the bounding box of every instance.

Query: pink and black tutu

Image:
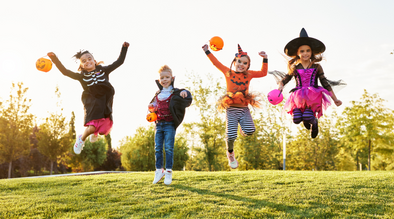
[282,67,332,118]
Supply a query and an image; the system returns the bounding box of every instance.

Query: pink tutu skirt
[284,86,331,118]
[85,118,113,136]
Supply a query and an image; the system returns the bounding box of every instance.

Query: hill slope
[1,171,393,218]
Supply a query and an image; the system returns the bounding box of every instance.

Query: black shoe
[303,120,311,130]
[311,118,319,138]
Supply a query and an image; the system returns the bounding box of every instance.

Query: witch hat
[284,28,325,57]
[235,44,248,58]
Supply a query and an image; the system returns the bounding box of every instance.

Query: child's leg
[81,125,96,141]
[153,122,167,184]
[226,107,242,152]
[163,123,176,170]
[292,108,303,124]
[154,123,165,170]
[239,107,256,137]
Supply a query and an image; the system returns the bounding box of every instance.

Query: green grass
[1,171,394,218]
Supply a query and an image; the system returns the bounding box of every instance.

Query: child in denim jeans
[148,65,192,185]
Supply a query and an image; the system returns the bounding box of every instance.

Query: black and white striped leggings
[226,107,256,142]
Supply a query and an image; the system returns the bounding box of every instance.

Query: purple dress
[282,64,332,118]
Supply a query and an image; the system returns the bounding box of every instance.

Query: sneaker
[164,170,172,185]
[226,151,239,169]
[152,169,165,184]
[90,134,98,143]
[311,118,319,138]
[74,135,84,155]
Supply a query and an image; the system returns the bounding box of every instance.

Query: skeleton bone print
[83,70,106,86]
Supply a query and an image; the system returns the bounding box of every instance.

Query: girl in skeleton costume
[47,42,129,154]
[272,28,344,138]
[202,44,268,169]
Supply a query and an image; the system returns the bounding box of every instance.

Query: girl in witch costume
[202,43,268,169]
[273,28,344,138]
[47,42,129,154]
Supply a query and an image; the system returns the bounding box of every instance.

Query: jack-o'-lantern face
[36,58,52,72]
[146,112,157,122]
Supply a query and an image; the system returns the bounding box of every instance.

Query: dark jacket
[149,78,192,129]
[50,46,128,125]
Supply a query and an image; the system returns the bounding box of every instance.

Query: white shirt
[157,85,173,101]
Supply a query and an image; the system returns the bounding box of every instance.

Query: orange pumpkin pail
[209,36,224,51]
[146,112,157,122]
[36,57,52,72]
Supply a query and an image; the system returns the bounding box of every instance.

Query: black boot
[311,117,319,138]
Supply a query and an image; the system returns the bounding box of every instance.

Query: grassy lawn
[1,170,393,218]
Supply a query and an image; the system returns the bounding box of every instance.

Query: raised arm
[248,51,268,78]
[47,52,81,80]
[202,44,229,75]
[104,42,129,74]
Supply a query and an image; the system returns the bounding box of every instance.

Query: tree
[121,125,156,171]
[96,134,123,171]
[0,82,34,178]
[286,112,339,170]
[36,86,73,175]
[337,89,394,171]
[183,73,227,171]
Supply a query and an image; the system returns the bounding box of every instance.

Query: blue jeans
[155,121,176,169]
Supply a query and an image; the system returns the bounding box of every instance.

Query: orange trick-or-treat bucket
[209,36,224,51]
[36,57,52,72]
[146,112,157,122]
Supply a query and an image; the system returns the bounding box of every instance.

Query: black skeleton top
[50,45,128,125]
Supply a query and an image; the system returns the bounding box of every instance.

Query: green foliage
[237,98,289,170]
[183,73,227,171]
[36,86,73,175]
[172,133,189,170]
[120,125,156,171]
[0,82,34,178]
[1,171,394,218]
[286,113,339,170]
[337,89,394,170]
[120,124,190,171]
[69,137,108,172]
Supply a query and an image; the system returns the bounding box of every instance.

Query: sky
[0,0,394,149]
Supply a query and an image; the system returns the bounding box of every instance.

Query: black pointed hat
[284,28,325,57]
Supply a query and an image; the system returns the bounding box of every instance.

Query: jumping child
[202,44,268,169]
[48,42,129,154]
[274,28,344,138]
[149,65,192,185]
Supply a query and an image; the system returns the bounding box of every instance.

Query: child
[202,44,268,169]
[47,42,129,154]
[275,28,343,138]
[148,65,192,185]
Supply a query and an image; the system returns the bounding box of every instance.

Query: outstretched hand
[202,44,209,52]
[334,99,342,106]
[180,91,187,98]
[123,42,130,47]
[258,51,268,58]
[47,52,55,57]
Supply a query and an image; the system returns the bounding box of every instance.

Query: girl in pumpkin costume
[202,44,268,169]
[272,28,345,138]
[47,42,129,154]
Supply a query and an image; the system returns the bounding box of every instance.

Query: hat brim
[284,37,325,57]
